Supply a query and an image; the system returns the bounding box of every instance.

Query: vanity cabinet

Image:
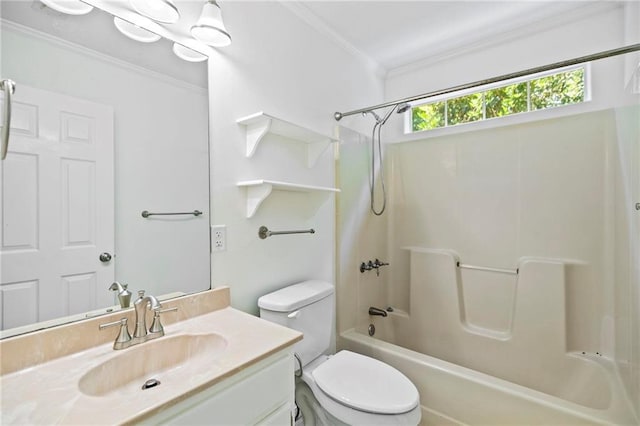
[141,349,295,425]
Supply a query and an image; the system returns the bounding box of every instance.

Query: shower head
[396,102,410,114]
[379,102,407,126]
[362,102,410,126]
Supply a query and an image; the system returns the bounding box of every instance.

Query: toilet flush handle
[288,310,300,319]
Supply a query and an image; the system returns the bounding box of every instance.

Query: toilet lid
[311,350,419,414]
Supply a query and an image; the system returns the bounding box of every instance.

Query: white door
[0,84,114,330]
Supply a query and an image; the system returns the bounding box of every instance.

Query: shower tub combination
[339,248,637,425]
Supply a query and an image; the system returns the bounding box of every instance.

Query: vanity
[0,287,302,425]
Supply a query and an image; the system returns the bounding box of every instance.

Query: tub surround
[337,109,640,423]
[0,287,302,424]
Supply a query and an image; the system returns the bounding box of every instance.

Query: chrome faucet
[368,306,388,317]
[108,281,132,308]
[360,258,390,276]
[99,289,177,350]
[133,290,161,343]
[99,318,133,350]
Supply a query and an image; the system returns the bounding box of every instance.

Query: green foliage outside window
[412,102,445,131]
[447,93,483,125]
[410,67,585,132]
[530,68,584,110]
[485,82,528,118]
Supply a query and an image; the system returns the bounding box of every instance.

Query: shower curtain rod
[333,43,640,121]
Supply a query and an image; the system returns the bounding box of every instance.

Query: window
[410,66,586,133]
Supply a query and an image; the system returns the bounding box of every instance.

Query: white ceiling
[3,0,623,83]
[285,1,621,74]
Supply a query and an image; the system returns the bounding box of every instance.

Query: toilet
[258,280,421,425]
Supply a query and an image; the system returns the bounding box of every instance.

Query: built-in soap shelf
[237,180,340,218]
[236,112,337,168]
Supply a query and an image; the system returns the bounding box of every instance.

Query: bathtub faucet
[360,259,390,276]
[368,307,388,317]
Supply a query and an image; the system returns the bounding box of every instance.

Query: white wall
[208,1,383,317]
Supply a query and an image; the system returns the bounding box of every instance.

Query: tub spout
[368,307,388,317]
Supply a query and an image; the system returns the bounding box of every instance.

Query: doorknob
[99,252,112,262]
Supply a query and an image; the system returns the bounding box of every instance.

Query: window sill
[400,101,599,142]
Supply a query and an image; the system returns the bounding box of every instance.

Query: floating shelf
[236,112,337,168]
[237,179,340,218]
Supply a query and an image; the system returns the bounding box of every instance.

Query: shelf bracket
[244,182,273,218]
[244,116,272,157]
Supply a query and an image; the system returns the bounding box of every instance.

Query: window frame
[404,63,591,134]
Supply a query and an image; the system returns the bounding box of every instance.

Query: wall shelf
[236,112,337,167]
[237,180,340,218]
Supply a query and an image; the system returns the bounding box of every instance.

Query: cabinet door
[256,403,292,426]
[143,350,294,425]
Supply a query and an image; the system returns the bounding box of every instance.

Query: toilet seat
[311,350,419,414]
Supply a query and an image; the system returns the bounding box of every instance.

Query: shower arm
[333,43,640,121]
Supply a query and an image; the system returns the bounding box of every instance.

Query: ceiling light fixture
[114,17,161,43]
[40,0,93,15]
[191,0,231,47]
[172,43,208,62]
[129,0,180,24]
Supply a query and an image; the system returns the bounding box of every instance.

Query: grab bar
[1,79,16,160]
[258,226,315,239]
[141,210,202,218]
[456,261,518,275]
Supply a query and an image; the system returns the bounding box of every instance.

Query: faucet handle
[99,318,132,350]
[148,307,178,337]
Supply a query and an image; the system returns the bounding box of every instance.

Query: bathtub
[339,329,637,425]
[340,248,637,424]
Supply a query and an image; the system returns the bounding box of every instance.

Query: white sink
[78,333,227,397]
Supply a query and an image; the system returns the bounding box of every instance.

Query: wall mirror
[0,0,211,338]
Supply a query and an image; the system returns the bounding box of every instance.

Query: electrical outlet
[211,225,226,252]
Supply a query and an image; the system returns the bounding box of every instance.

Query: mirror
[0,1,210,337]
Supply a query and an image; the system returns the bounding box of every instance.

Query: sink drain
[142,378,161,390]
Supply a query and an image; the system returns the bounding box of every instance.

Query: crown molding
[2,19,207,94]
[387,1,622,79]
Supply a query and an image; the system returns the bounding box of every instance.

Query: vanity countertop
[0,297,302,425]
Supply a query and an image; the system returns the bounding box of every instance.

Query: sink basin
[78,333,227,397]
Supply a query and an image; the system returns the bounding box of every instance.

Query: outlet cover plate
[211,225,226,252]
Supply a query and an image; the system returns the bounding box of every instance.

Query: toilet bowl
[298,352,421,425]
[258,280,421,425]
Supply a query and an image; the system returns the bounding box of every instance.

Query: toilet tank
[258,280,334,367]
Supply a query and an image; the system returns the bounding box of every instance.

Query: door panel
[0,85,114,329]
